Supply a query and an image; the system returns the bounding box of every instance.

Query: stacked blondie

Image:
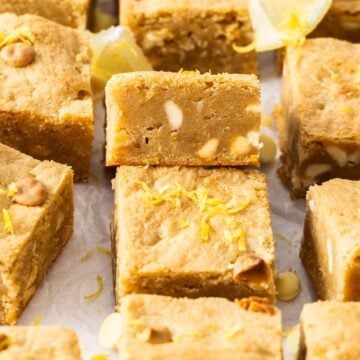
[104,66,282,356]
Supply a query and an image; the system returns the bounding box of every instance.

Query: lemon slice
[239,0,333,52]
[90,26,153,93]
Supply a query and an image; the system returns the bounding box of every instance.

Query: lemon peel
[80,249,95,262]
[84,275,104,300]
[246,0,333,52]
[89,355,109,360]
[96,246,112,256]
[2,209,14,234]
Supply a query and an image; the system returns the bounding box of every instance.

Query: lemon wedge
[90,26,152,93]
[239,0,333,52]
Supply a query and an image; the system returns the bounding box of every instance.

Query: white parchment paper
[17,9,317,359]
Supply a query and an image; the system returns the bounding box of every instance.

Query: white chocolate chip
[98,312,123,349]
[305,164,332,179]
[259,134,277,164]
[327,239,333,275]
[275,271,300,301]
[230,136,252,156]
[245,103,261,113]
[326,145,347,167]
[247,131,260,149]
[308,199,315,213]
[196,138,219,160]
[164,100,183,130]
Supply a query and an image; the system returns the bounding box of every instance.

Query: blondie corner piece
[106,72,261,167]
[279,38,360,198]
[120,0,257,74]
[0,143,74,325]
[0,14,94,180]
[300,179,360,301]
[113,166,276,303]
[299,301,360,359]
[118,295,282,360]
[0,0,90,29]
[0,326,81,359]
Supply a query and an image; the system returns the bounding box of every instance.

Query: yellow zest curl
[2,209,14,234]
[84,275,104,300]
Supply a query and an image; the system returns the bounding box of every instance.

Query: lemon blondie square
[120,0,257,74]
[0,143,74,325]
[299,301,360,359]
[113,166,276,303]
[0,14,94,180]
[301,179,360,301]
[106,72,261,167]
[0,326,81,359]
[0,0,90,29]
[279,38,360,198]
[116,294,282,360]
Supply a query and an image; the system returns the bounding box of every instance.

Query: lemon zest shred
[80,249,94,262]
[0,26,35,49]
[223,325,243,339]
[89,355,109,360]
[282,324,299,336]
[2,209,14,234]
[33,314,42,327]
[232,41,256,54]
[7,183,17,197]
[340,106,354,114]
[206,322,219,330]
[84,275,104,300]
[137,182,249,247]
[179,218,189,229]
[127,319,145,326]
[173,331,203,342]
[96,246,112,256]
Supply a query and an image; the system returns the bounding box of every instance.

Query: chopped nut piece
[13,177,48,206]
[1,43,35,67]
[164,100,183,130]
[233,253,269,283]
[260,134,277,164]
[304,163,332,179]
[137,326,172,344]
[196,138,219,160]
[325,145,348,167]
[0,333,11,350]
[275,271,300,301]
[236,297,276,315]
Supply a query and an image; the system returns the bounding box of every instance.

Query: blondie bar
[117,294,282,360]
[0,0,90,29]
[311,0,360,43]
[300,179,360,301]
[120,0,257,74]
[106,72,261,167]
[113,166,275,303]
[279,38,360,198]
[0,143,74,325]
[0,326,80,359]
[0,14,94,180]
[298,301,360,359]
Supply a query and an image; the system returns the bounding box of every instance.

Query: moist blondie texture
[0,0,89,29]
[120,0,257,74]
[113,166,276,303]
[119,294,282,360]
[0,14,94,180]
[106,72,261,167]
[0,326,80,359]
[300,179,360,301]
[298,301,360,359]
[0,143,74,325]
[279,38,360,198]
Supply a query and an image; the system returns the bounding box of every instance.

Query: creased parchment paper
[17,10,316,359]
